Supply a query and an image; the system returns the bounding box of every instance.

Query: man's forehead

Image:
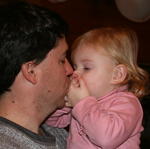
[48,38,68,54]
[48,48,67,58]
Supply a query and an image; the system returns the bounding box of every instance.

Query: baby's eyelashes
[73,64,92,72]
[83,67,90,70]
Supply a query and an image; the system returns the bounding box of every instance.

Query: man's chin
[57,101,65,109]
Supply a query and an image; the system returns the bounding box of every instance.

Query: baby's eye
[83,67,90,70]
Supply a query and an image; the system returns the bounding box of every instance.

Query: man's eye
[60,59,66,64]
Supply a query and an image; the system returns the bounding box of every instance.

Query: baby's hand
[65,75,90,107]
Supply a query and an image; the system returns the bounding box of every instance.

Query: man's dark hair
[0,1,68,95]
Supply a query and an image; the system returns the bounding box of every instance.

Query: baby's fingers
[71,79,80,87]
[65,102,72,107]
[64,96,72,107]
[78,77,86,88]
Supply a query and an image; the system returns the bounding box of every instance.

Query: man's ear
[110,64,127,84]
[21,61,37,84]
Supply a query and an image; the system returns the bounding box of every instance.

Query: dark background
[1,0,150,64]
[26,0,150,65]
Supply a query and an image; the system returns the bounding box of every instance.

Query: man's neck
[0,95,41,134]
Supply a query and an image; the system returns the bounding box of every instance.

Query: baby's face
[72,45,116,98]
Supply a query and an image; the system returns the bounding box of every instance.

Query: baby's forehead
[74,44,108,55]
[72,47,106,59]
[72,46,117,66]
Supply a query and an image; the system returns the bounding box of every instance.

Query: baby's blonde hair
[71,27,149,98]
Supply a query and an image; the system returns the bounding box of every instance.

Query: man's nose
[65,59,73,76]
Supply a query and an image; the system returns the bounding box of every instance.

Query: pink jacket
[46,86,143,149]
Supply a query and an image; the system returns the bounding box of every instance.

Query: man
[0,1,73,149]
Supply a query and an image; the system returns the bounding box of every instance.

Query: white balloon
[115,0,150,22]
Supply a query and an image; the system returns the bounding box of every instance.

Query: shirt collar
[97,85,128,101]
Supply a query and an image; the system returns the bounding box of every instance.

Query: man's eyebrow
[62,51,67,56]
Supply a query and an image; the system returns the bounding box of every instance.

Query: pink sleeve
[72,94,143,148]
[46,107,72,128]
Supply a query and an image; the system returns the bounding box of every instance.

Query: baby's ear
[110,64,127,84]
